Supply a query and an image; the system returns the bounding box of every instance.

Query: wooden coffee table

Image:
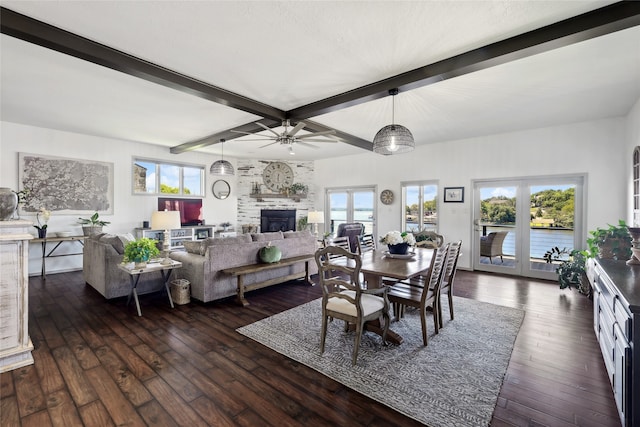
[117,260,182,316]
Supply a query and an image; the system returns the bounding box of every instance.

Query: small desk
[32,235,85,279]
[222,254,315,307]
[117,261,182,316]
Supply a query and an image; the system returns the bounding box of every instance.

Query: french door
[473,176,584,280]
[325,187,376,237]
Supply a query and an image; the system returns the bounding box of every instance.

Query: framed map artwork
[19,153,114,214]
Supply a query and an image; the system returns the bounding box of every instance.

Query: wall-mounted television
[157,197,203,226]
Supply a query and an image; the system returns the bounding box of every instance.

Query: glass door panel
[475,184,519,274]
[526,182,580,280]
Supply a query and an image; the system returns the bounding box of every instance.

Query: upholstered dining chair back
[315,245,390,365]
[336,222,365,253]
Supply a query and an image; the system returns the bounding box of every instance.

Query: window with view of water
[326,187,375,237]
[133,158,204,196]
[402,182,438,232]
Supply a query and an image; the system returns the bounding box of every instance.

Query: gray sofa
[169,230,318,303]
[83,233,163,299]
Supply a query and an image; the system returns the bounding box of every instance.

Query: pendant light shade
[373,89,415,155]
[210,139,234,175]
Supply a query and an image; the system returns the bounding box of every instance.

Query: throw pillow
[99,234,126,254]
[182,240,203,255]
[251,231,284,242]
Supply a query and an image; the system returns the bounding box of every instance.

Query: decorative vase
[134,260,148,269]
[388,243,409,255]
[0,188,18,221]
[627,227,640,265]
[37,228,47,239]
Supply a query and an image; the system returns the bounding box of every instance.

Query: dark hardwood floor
[0,270,620,426]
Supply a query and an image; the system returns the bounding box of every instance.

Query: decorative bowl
[56,231,72,237]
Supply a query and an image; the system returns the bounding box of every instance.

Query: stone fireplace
[261,209,296,232]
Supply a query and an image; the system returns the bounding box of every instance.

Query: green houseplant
[78,212,111,236]
[123,237,160,268]
[586,220,632,260]
[289,183,308,195]
[544,247,590,296]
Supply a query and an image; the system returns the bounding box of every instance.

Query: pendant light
[373,88,415,155]
[210,139,234,175]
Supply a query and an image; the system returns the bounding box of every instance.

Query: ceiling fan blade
[287,121,306,137]
[230,130,260,136]
[256,122,281,137]
[296,130,336,139]
[298,138,338,143]
[297,141,320,149]
[259,141,280,148]
[237,138,277,142]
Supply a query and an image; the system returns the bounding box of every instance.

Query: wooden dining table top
[357,247,435,288]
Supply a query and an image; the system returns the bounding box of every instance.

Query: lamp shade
[151,210,181,231]
[209,160,235,175]
[308,211,324,224]
[373,124,415,155]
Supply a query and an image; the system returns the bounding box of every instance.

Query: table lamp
[151,210,181,265]
[307,211,324,239]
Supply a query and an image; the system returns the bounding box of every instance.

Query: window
[634,146,640,226]
[402,181,438,232]
[133,158,204,196]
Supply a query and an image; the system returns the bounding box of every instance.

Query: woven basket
[170,279,190,305]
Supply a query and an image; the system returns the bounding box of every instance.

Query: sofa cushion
[183,240,203,255]
[203,234,252,247]
[251,231,284,242]
[284,230,312,239]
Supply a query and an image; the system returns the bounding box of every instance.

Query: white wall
[1,114,633,274]
[314,117,629,269]
[626,97,640,226]
[0,121,238,275]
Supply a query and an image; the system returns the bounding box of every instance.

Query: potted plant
[586,220,632,260]
[297,215,309,231]
[78,212,111,236]
[220,221,232,232]
[289,183,308,195]
[544,247,590,296]
[123,237,160,268]
[380,231,416,255]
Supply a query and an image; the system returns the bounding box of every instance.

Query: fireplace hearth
[261,209,296,232]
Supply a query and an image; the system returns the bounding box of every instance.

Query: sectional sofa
[83,230,318,303]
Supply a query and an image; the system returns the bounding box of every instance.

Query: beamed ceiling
[1,1,639,161]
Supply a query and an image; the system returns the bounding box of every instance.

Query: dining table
[338,246,436,344]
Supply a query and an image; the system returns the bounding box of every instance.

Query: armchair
[480,231,508,263]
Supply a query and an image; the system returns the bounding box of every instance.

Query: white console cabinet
[135,226,214,250]
[588,258,639,427]
[0,220,34,372]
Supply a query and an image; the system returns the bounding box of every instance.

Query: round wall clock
[262,161,294,192]
[380,189,394,205]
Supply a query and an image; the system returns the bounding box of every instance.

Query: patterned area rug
[237,297,524,427]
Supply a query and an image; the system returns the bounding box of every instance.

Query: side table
[32,235,85,279]
[117,260,182,316]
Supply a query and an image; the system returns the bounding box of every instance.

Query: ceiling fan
[230,119,337,150]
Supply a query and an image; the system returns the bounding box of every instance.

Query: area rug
[237,297,524,427]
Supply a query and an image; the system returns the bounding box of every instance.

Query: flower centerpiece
[123,237,160,269]
[380,231,416,255]
[34,207,51,238]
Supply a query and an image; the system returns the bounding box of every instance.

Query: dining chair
[315,245,390,365]
[386,243,449,346]
[438,240,462,328]
[356,233,376,254]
